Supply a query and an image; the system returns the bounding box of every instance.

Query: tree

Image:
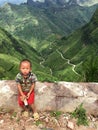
[82,55,98,82]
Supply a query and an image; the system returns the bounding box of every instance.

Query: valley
[56,49,80,75]
[0,1,98,82]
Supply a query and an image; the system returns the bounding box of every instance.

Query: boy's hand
[27,92,30,99]
[20,95,26,101]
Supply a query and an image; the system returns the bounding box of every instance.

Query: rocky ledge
[0,80,98,130]
[0,80,98,115]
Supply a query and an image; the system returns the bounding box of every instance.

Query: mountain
[0,1,98,82]
[0,0,98,7]
[0,27,56,81]
[0,2,97,52]
[78,0,98,6]
[0,7,98,82]
[42,7,98,81]
[27,0,98,7]
[27,0,78,7]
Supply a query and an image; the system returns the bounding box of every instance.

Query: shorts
[18,91,34,107]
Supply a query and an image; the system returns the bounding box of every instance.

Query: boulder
[0,80,19,110]
[0,80,98,116]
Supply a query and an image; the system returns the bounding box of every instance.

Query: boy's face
[20,61,31,76]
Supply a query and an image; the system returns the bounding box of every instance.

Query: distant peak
[68,0,78,5]
[27,0,78,7]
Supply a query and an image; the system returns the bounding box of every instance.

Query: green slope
[43,8,98,82]
[0,27,57,81]
[0,4,98,82]
[0,3,97,51]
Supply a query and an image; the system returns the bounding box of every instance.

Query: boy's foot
[33,112,39,121]
[22,111,29,117]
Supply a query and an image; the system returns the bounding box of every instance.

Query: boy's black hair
[19,59,32,68]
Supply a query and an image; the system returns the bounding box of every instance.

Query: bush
[71,103,89,126]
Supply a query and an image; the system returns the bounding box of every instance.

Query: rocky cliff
[27,0,78,7]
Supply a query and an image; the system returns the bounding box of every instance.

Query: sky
[0,0,46,5]
[0,0,27,5]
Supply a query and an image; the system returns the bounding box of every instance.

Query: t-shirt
[15,72,37,92]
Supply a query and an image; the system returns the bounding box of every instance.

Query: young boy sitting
[15,59,39,121]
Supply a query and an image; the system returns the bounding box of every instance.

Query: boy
[15,59,39,120]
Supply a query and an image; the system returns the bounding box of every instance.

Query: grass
[71,103,89,126]
[50,110,62,119]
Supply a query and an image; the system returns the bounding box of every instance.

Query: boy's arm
[17,84,26,98]
[27,83,35,98]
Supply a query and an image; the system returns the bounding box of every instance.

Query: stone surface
[0,80,98,117]
[0,80,19,110]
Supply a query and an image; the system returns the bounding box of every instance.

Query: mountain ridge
[27,0,78,8]
[0,2,97,51]
[0,0,98,7]
[42,7,98,81]
[26,0,98,7]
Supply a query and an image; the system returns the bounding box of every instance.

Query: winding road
[40,55,53,75]
[39,48,81,76]
[40,57,45,68]
[56,49,80,75]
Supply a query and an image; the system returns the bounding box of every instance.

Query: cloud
[0,0,27,5]
[0,0,45,5]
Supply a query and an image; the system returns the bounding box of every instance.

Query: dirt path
[0,110,98,130]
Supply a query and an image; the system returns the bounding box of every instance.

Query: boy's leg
[30,103,36,113]
[18,95,24,107]
[30,103,39,120]
[27,91,39,120]
[18,92,28,108]
[18,93,29,117]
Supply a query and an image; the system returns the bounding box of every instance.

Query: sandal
[22,111,29,117]
[33,112,39,121]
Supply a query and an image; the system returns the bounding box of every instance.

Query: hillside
[42,7,98,82]
[0,27,57,81]
[0,7,98,81]
[0,2,97,51]
[78,0,98,6]
[0,2,98,82]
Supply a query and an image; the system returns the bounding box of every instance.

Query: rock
[0,80,19,110]
[0,120,4,124]
[0,110,97,130]
[25,125,41,130]
[0,80,98,117]
[75,125,96,130]
[35,81,98,117]
[67,121,75,130]
[35,82,56,111]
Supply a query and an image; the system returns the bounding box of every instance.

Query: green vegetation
[0,3,97,51]
[0,4,98,82]
[42,8,98,82]
[71,103,89,126]
[81,55,98,82]
[35,120,43,126]
[50,110,62,119]
[0,27,53,81]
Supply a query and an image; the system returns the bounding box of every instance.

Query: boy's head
[19,59,32,76]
